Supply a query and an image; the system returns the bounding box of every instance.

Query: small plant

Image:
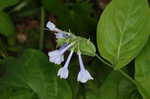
[47,21,95,83]
[0,0,150,99]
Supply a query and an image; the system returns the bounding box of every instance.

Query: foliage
[0,12,16,37]
[0,49,72,99]
[97,0,150,70]
[0,0,19,37]
[0,0,150,99]
[86,71,142,99]
[135,39,150,99]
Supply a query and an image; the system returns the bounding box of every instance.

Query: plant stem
[39,7,45,50]
[96,54,138,86]
[96,54,112,68]
[118,69,138,86]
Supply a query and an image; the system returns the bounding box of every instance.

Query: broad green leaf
[78,37,96,56]
[0,0,18,37]
[97,0,150,69]
[0,82,36,99]
[86,71,142,99]
[0,0,19,11]
[135,39,150,99]
[0,11,15,37]
[0,49,72,99]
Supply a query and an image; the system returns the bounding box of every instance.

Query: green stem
[96,54,138,86]
[96,54,112,68]
[39,7,45,50]
[118,69,138,86]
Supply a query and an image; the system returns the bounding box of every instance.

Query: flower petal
[57,67,69,79]
[48,50,60,57]
[55,32,69,39]
[48,50,64,64]
[46,21,56,31]
[77,70,93,83]
[60,42,75,54]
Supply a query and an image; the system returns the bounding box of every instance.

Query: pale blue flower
[55,32,70,39]
[48,42,75,64]
[77,52,93,83]
[46,21,71,39]
[46,21,57,31]
[48,50,64,64]
[57,50,74,79]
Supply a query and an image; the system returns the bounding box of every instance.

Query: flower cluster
[46,21,93,83]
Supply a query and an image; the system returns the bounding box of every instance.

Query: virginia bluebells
[55,32,70,39]
[46,21,70,38]
[46,21,59,32]
[47,21,94,83]
[77,51,93,83]
[57,50,74,79]
[48,42,75,64]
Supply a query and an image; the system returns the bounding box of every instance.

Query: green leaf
[135,39,150,99]
[78,37,96,56]
[0,0,18,37]
[0,49,72,99]
[0,0,19,11]
[71,37,96,56]
[0,11,15,37]
[56,38,66,47]
[0,83,36,99]
[86,71,142,99]
[97,0,150,69]
[57,36,96,56]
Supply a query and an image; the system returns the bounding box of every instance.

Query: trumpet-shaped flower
[55,32,70,39]
[46,21,94,83]
[48,42,75,64]
[46,21,57,31]
[48,50,64,64]
[46,21,71,39]
[57,50,74,79]
[77,52,93,83]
